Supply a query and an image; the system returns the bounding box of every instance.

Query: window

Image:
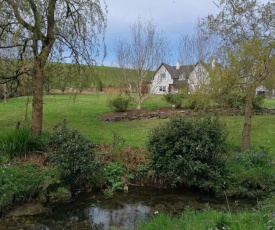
[160,73,166,80]
[159,86,166,92]
[179,73,186,80]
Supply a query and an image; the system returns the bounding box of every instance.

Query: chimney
[211,58,216,68]
[176,61,180,70]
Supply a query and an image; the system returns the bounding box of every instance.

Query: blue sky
[101,0,220,66]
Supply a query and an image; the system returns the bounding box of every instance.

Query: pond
[0,186,256,230]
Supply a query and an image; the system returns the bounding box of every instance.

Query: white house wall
[188,63,209,92]
[150,66,173,94]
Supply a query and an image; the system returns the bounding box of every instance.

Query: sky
[101,0,220,66]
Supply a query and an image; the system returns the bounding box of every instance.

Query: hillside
[44,63,154,92]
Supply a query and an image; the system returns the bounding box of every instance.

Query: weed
[103,162,130,196]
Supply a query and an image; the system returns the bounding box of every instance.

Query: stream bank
[0,186,257,230]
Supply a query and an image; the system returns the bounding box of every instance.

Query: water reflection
[87,204,150,230]
[0,186,256,230]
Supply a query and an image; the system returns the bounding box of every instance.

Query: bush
[147,116,228,192]
[107,95,130,112]
[253,95,264,109]
[1,126,43,159]
[48,124,102,190]
[163,93,184,108]
[218,91,264,109]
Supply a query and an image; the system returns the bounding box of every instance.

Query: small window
[160,73,166,80]
[159,86,166,92]
[179,73,185,80]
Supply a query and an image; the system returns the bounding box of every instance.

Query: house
[150,60,211,94]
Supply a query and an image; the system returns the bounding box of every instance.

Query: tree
[0,0,107,136]
[177,22,219,109]
[201,0,275,151]
[115,18,171,110]
[178,20,218,65]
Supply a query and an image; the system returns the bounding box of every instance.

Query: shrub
[107,95,130,112]
[48,124,102,190]
[218,91,264,109]
[163,93,184,108]
[253,95,264,109]
[1,126,43,159]
[147,116,228,192]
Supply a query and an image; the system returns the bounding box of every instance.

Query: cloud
[102,0,220,66]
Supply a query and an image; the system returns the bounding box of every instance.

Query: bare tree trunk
[136,102,141,110]
[241,85,256,151]
[31,59,45,136]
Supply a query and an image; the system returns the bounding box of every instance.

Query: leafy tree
[0,0,107,136]
[201,0,275,150]
[115,18,171,110]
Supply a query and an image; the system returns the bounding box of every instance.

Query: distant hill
[0,62,155,97]
[44,63,154,92]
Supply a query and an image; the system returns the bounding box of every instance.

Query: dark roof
[162,63,194,80]
[159,60,209,78]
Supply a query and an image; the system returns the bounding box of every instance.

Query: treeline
[0,62,153,98]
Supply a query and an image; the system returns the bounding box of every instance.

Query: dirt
[101,107,189,121]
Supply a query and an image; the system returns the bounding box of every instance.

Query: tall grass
[1,126,42,158]
[136,208,274,230]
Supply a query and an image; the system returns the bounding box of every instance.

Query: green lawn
[1,95,275,153]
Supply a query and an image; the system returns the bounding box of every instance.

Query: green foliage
[184,89,212,110]
[1,126,43,159]
[147,116,228,192]
[0,164,43,213]
[253,95,264,109]
[95,79,104,91]
[39,166,62,199]
[103,162,129,196]
[218,91,264,109]
[163,93,185,108]
[137,208,272,230]
[48,124,102,190]
[227,147,275,197]
[107,95,130,112]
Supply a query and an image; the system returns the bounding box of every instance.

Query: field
[1,94,275,153]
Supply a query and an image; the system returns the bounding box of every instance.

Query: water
[0,186,256,230]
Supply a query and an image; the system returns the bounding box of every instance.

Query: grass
[1,95,275,153]
[45,63,154,89]
[263,98,275,108]
[136,208,274,230]
[93,65,153,87]
[0,94,168,147]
